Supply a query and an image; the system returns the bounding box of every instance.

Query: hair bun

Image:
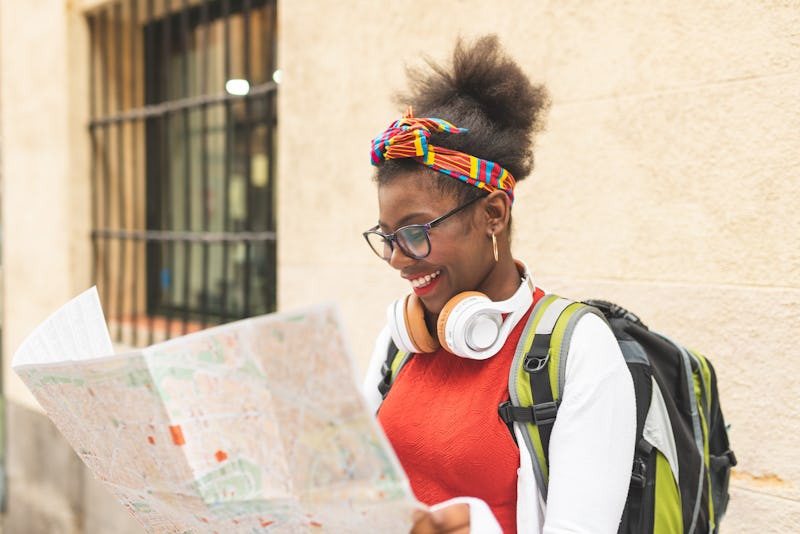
[399,35,550,181]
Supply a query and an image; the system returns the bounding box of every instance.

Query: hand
[410,503,470,533]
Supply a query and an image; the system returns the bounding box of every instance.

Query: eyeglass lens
[366,225,430,260]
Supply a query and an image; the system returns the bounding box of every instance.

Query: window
[88,0,277,346]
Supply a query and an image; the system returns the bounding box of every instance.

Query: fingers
[410,503,470,534]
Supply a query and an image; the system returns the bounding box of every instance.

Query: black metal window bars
[88,0,277,347]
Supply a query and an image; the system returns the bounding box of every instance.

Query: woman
[361,35,635,534]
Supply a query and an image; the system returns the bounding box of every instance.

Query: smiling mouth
[409,270,441,289]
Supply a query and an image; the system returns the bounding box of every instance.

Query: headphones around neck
[387,261,534,360]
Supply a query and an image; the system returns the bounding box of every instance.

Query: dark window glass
[89,0,277,345]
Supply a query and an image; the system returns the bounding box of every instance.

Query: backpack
[378,295,736,534]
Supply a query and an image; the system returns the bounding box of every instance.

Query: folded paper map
[12,288,418,533]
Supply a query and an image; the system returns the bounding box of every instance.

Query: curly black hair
[375,34,551,207]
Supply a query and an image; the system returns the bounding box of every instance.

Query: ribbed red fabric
[378,288,545,533]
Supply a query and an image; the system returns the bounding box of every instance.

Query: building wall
[0,0,142,531]
[277,1,799,533]
[0,0,796,532]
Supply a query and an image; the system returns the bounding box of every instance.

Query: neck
[479,256,526,302]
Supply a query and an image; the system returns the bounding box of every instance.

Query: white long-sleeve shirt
[363,306,636,534]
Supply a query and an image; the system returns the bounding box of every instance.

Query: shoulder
[533,293,622,368]
[569,309,617,351]
[564,307,629,382]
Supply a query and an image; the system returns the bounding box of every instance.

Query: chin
[416,295,446,317]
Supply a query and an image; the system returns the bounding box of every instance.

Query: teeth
[411,270,440,288]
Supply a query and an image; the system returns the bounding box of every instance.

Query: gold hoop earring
[492,233,499,262]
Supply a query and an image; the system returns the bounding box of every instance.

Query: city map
[12,288,418,533]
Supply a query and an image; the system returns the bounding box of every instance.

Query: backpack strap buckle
[523,334,551,373]
[631,457,647,488]
[711,449,738,469]
[377,373,392,397]
[498,400,560,426]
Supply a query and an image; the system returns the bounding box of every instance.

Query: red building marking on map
[169,425,185,445]
[147,436,155,444]
[259,518,275,527]
[310,520,323,527]
[215,450,228,462]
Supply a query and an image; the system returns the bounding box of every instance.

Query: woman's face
[376,172,495,315]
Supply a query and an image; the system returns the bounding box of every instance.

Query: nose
[387,243,415,270]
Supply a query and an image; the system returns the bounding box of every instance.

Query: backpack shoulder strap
[500,295,606,499]
[377,338,414,399]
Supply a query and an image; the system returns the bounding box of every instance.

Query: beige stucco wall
[277,1,799,532]
[0,0,93,408]
[0,0,147,531]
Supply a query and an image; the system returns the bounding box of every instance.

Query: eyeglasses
[362,196,482,261]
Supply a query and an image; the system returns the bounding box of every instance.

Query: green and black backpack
[378,295,736,534]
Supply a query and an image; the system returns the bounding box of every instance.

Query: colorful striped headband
[371,107,516,203]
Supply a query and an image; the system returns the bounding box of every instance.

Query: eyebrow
[378,212,430,232]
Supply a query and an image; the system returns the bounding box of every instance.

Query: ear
[482,190,511,236]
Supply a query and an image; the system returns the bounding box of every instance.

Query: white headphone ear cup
[404,294,440,353]
[387,296,417,353]
[437,291,490,354]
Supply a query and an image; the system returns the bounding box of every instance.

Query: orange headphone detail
[387,261,534,360]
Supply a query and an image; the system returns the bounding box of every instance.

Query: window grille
[88,0,277,346]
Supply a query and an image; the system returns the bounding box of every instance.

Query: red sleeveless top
[378,288,545,533]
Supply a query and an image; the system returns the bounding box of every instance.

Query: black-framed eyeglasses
[362,195,482,261]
